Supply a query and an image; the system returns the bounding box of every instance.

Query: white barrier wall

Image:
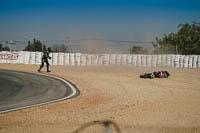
[137,55,142,67]
[161,55,167,67]
[188,55,193,68]
[58,53,64,65]
[157,55,162,67]
[52,53,58,65]
[166,55,171,67]
[103,54,110,66]
[86,54,92,65]
[96,54,103,65]
[29,52,36,64]
[69,53,75,66]
[193,55,198,68]
[35,52,42,65]
[152,55,157,67]
[0,51,23,64]
[0,51,6,63]
[141,55,146,67]
[174,55,180,68]
[171,55,175,67]
[179,55,185,68]
[121,54,127,66]
[184,56,189,68]
[80,54,87,66]
[75,53,81,66]
[126,55,132,66]
[197,55,200,68]
[0,51,200,68]
[116,54,122,65]
[132,55,137,66]
[64,53,69,65]
[146,55,152,67]
[110,54,116,65]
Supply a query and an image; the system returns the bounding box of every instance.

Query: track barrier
[0,51,199,68]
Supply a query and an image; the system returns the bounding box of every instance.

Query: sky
[0,0,200,51]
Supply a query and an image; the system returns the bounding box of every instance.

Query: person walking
[38,47,52,72]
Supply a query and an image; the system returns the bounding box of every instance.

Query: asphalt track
[0,69,79,114]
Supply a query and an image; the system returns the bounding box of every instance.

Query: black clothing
[40,57,50,69]
[140,71,170,79]
[38,49,51,72]
[42,50,51,60]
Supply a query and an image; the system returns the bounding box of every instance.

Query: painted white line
[0,72,78,114]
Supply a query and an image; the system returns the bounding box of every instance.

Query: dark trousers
[39,57,49,69]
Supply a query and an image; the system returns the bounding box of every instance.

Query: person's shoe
[46,66,51,72]
[38,69,41,72]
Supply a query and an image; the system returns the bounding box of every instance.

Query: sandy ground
[0,64,200,133]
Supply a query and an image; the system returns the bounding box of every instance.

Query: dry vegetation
[0,64,200,133]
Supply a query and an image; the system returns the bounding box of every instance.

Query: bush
[23,38,46,52]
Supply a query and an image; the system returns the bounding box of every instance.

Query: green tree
[0,44,10,51]
[2,46,10,51]
[153,21,200,55]
[0,44,2,50]
[23,38,46,52]
[129,46,149,54]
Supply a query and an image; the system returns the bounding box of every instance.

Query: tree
[2,46,10,51]
[0,44,2,50]
[0,44,10,51]
[129,46,149,54]
[52,44,70,53]
[153,21,200,55]
[23,38,46,52]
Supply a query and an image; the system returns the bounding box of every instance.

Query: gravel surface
[0,64,200,133]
